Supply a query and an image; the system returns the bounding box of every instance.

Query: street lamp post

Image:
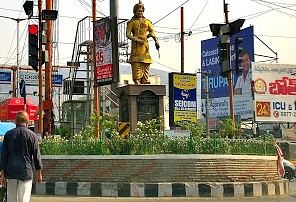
[0,16,26,97]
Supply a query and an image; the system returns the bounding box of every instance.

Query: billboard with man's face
[200,26,254,120]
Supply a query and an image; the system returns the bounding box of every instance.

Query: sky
[1,0,296,86]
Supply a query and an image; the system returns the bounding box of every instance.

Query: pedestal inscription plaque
[137,91,159,123]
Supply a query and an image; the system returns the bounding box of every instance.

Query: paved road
[30,179,296,202]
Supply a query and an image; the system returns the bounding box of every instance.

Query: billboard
[169,72,197,127]
[253,63,296,122]
[0,72,11,84]
[95,17,113,86]
[19,71,62,87]
[200,26,254,120]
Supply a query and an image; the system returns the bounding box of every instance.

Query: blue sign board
[200,26,255,119]
[201,26,254,98]
[0,72,11,84]
[52,75,63,87]
[169,73,197,126]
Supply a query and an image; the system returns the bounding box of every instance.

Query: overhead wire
[252,0,296,19]
[153,0,191,25]
[0,4,29,67]
[188,0,209,31]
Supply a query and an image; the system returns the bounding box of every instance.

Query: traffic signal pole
[224,2,235,121]
[38,0,43,135]
[43,0,53,137]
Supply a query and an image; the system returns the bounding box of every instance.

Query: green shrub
[39,116,276,156]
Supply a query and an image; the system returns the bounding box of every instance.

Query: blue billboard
[169,72,197,127]
[52,75,63,87]
[200,26,254,120]
[0,72,11,84]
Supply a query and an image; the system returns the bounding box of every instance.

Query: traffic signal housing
[23,1,34,19]
[28,24,39,72]
[235,37,244,76]
[218,41,230,78]
[19,79,26,98]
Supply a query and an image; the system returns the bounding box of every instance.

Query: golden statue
[126,0,160,84]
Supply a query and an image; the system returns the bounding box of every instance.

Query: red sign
[269,76,296,95]
[95,18,113,85]
[256,101,271,117]
[0,98,38,121]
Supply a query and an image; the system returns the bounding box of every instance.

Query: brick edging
[32,180,289,198]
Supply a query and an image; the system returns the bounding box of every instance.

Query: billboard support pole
[224,2,235,121]
[205,71,210,136]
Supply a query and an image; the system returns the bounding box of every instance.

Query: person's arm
[147,20,159,50]
[0,170,6,187]
[36,169,42,183]
[126,20,145,45]
[234,76,242,95]
[0,133,8,177]
[234,88,241,95]
[32,135,43,177]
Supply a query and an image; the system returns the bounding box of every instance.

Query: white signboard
[164,130,190,138]
[252,63,296,122]
[19,71,62,87]
[20,71,45,86]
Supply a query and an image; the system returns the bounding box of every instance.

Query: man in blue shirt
[0,110,43,202]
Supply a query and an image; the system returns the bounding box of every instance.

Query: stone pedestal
[116,84,166,132]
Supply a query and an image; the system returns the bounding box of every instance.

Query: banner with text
[0,72,11,84]
[19,71,63,87]
[200,26,254,120]
[169,73,197,127]
[95,17,113,86]
[253,63,296,122]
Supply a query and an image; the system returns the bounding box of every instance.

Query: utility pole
[16,18,20,98]
[181,7,184,73]
[92,0,99,138]
[223,2,234,121]
[110,0,120,113]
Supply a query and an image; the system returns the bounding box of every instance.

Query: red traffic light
[28,24,38,35]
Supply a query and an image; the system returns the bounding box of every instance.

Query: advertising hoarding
[200,26,254,120]
[19,71,62,87]
[95,17,113,86]
[252,63,296,122]
[0,72,11,84]
[169,72,197,127]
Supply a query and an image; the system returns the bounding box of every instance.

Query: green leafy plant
[39,116,276,156]
[54,125,70,139]
[217,118,241,138]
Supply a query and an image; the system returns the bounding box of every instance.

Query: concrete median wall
[39,154,281,183]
